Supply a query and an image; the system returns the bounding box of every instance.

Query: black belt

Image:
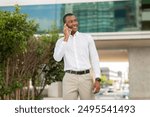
[65,69,90,75]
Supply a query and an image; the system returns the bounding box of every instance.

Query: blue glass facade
[142,0,150,30]
[0,1,139,33]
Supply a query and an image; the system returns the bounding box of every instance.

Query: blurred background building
[62,0,139,32]
[142,0,150,30]
[0,0,144,33]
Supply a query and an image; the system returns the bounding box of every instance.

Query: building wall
[129,47,150,99]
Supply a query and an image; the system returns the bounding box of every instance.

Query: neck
[71,31,76,36]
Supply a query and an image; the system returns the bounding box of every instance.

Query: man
[53,13,101,100]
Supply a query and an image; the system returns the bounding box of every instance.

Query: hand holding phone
[63,23,72,42]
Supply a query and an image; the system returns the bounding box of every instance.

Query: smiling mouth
[72,26,78,29]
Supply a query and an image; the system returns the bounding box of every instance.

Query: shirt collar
[70,31,79,37]
[75,31,79,36]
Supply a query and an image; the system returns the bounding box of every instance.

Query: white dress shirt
[53,31,101,78]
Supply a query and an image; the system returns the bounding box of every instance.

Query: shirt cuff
[95,74,101,79]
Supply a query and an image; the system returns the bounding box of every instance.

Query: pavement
[43,90,127,100]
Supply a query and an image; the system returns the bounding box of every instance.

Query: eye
[74,19,77,22]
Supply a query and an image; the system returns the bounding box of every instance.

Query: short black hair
[63,13,74,23]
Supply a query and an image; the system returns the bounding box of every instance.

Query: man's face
[65,15,78,33]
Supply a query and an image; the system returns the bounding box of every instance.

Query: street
[95,90,128,100]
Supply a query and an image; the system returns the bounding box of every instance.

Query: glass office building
[142,0,150,30]
[0,0,140,33]
[62,1,138,32]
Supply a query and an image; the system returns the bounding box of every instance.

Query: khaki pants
[63,73,95,100]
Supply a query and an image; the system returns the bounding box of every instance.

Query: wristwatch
[95,78,101,82]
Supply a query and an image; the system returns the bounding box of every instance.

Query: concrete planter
[48,81,62,97]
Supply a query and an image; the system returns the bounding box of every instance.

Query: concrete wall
[128,47,150,99]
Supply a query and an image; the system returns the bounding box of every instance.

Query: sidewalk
[43,90,124,100]
[43,97,63,100]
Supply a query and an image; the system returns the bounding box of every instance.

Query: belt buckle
[84,70,86,74]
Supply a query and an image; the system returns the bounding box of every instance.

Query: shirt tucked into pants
[63,72,95,100]
[53,31,101,100]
